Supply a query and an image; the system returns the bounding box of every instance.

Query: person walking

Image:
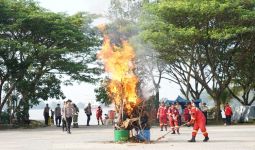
[55,104,62,127]
[186,102,209,142]
[61,101,67,131]
[50,109,54,126]
[43,104,50,126]
[201,102,209,125]
[64,99,74,134]
[84,103,92,126]
[157,101,167,131]
[96,106,104,125]
[224,103,233,125]
[73,103,79,128]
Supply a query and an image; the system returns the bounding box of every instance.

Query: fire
[97,36,139,116]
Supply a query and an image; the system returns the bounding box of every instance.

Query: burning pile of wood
[97,35,150,142]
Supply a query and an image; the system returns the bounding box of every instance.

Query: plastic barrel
[114,130,129,142]
[108,110,115,119]
[138,129,150,142]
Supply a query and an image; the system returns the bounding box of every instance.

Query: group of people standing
[157,101,209,142]
[157,101,234,142]
[43,101,106,134]
[157,102,181,134]
[43,100,79,134]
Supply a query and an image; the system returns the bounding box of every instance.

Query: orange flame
[97,36,139,116]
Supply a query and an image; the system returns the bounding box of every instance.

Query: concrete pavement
[0,125,254,150]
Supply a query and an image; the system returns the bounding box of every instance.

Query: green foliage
[94,84,112,106]
[140,0,255,120]
[0,111,9,124]
[141,0,255,56]
[105,0,143,45]
[0,0,102,122]
[94,78,113,106]
[218,89,233,104]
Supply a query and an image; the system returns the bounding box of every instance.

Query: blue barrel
[137,129,150,142]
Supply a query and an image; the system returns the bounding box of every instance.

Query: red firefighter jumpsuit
[96,107,104,125]
[183,107,190,122]
[168,106,180,134]
[157,105,167,131]
[188,106,209,142]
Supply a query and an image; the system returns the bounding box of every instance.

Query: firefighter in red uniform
[168,103,180,134]
[183,106,191,122]
[186,102,209,142]
[157,101,167,131]
[96,106,104,125]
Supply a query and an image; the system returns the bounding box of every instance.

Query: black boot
[188,136,196,142]
[171,130,176,134]
[203,136,209,142]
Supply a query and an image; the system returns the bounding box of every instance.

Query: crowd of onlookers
[43,100,111,134]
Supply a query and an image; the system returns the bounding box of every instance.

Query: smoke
[101,0,165,101]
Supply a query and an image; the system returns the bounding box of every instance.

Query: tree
[106,0,170,110]
[141,0,255,120]
[0,0,101,122]
[165,62,206,101]
[228,48,255,106]
[94,79,112,106]
[136,52,167,109]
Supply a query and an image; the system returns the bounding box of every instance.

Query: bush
[0,111,10,124]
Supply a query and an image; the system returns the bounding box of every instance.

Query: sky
[37,0,111,15]
[36,0,181,104]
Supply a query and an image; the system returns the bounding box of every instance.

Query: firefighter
[168,103,180,134]
[157,101,168,131]
[186,102,209,142]
[96,106,104,125]
[183,105,191,123]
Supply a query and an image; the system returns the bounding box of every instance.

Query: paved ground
[0,124,254,150]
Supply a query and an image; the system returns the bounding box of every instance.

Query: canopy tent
[164,96,202,109]
[164,100,175,106]
[193,99,201,108]
[175,96,189,108]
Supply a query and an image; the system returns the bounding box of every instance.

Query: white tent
[232,105,255,123]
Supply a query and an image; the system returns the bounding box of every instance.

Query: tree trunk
[0,83,17,118]
[214,99,221,121]
[154,90,159,109]
[0,111,2,123]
